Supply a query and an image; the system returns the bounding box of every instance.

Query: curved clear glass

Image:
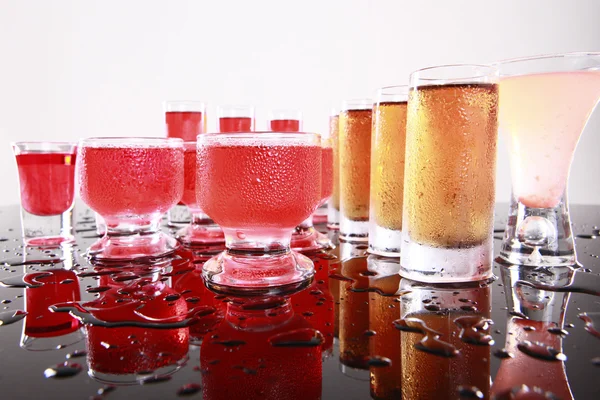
[12,141,77,247]
[494,52,600,267]
[217,105,255,133]
[175,142,225,252]
[339,99,373,242]
[326,107,340,230]
[268,109,303,132]
[401,64,499,282]
[77,137,184,261]
[368,85,408,257]
[197,132,321,295]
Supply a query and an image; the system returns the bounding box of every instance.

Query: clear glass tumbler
[77,137,184,261]
[339,99,373,242]
[494,52,600,267]
[218,105,255,133]
[12,141,77,247]
[268,109,303,132]
[368,85,408,257]
[197,132,321,295]
[401,64,499,282]
[327,108,340,230]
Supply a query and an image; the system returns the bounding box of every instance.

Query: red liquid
[79,147,183,218]
[86,278,189,376]
[197,144,321,230]
[321,147,333,202]
[270,119,300,132]
[24,269,81,338]
[181,146,199,210]
[166,111,205,141]
[219,117,253,133]
[16,153,76,216]
[200,299,322,400]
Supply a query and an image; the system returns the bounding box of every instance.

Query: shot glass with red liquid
[176,142,225,250]
[78,137,184,261]
[12,142,77,247]
[313,131,333,225]
[218,105,255,133]
[164,101,206,226]
[291,132,334,252]
[197,132,321,295]
[268,109,303,132]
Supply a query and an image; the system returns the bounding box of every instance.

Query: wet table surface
[0,204,599,400]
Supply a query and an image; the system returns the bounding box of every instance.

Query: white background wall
[1,0,599,206]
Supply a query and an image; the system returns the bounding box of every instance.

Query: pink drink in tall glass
[320,146,334,204]
[12,142,77,246]
[166,111,205,141]
[197,132,321,294]
[78,138,184,261]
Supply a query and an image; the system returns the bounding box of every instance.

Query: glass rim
[375,84,409,100]
[198,132,320,144]
[79,137,184,147]
[493,51,600,66]
[410,64,498,85]
[12,141,77,147]
[341,98,373,111]
[163,100,206,112]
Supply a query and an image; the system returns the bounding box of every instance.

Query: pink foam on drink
[166,111,204,141]
[321,147,333,203]
[197,143,321,230]
[16,152,76,216]
[500,71,600,208]
[79,146,183,218]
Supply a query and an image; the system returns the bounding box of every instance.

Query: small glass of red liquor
[12,141,78,247]
[77,137,184,261]
[268,109,303,132]
[197,132,322,295]
[217,105,255,132]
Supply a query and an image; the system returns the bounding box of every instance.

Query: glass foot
[202,250,315,296]
[25,235,74,248]
[291,227,334,253]
[87,232,179,262]
[176,223,225,249]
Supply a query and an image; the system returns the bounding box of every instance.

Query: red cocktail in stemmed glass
[197,132,321,294]
[12,142,77,246]
[176,142,225,250]
[164,101,206,226]
[78,137,184,261]
[218,105,255,133]
[268,109,303,132]
[291,133,334,252]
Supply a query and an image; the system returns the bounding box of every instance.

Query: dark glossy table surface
[0,204,599,400]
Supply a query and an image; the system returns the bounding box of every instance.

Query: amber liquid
[330,115,340,211]
[339,109,372,221]
[401,286,491,400]
[370,101,407,230]
[404,83,498,248]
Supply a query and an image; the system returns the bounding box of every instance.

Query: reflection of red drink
[321,147,333,203]
[79,146,183,218]
[200,298,322,400]
[197,142,321,230]
[16,153,76,216]
[24,269,81,338]
[219,117,253,133]
[181,144,200,211]
[166,111,204,141]
[270,119,300,132]
[86,278,189,378]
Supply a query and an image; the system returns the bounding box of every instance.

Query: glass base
[167,204,191,227]
[291,226,334,253]
[400,237,493,283]
[20,327,85,351]
[339,215,368,243]
[313,203,328,225]
[21,208,74,248]
[88,355,188,386]
[500,193,576,267]
[87,232,179,262]
[202,250,315,296]
[368,224,401,257]
[327,204,339,230]
[25,235,74,248]
[176,224,225,248]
